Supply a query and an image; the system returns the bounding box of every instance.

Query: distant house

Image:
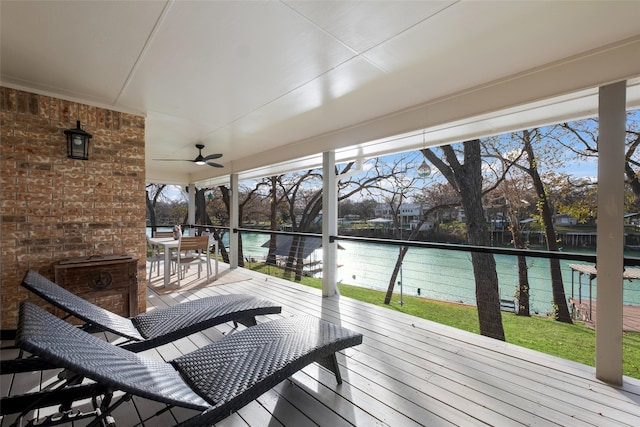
[373,202,435,229]
[554,214,577,226]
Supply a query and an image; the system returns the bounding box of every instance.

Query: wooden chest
[53,254,139,318]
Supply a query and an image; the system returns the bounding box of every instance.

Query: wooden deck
[3,264,640,426]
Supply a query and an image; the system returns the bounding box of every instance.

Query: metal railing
[230,228,640,318]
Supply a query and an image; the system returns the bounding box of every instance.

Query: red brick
[1,87,147,328]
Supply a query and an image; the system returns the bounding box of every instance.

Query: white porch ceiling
[2,1,640,185]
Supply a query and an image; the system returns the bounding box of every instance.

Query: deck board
[2,264,640,426]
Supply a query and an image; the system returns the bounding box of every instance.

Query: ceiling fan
[153,144,223,168]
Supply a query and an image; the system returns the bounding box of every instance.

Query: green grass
[248,262,640,379]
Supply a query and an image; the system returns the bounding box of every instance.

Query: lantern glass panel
[65,121,91,160]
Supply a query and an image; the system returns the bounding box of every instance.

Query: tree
[492,129,574,322]
[383,203,456,305]
[483,137,535,317]
[215,182,270,266]
[559,113,640,207]
[276,170,323,280]
[422,140,506,340]
[145,184,167,235]
[371,154,429,305]
[266,176,280,266]
[192,186,214,225]
[553,175,597,225]
[521,129,572,322]
[483,129,573,323]
[497,177,535,316]
[271,159,397,282]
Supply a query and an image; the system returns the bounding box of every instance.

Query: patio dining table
[148,237,179,287]
[148,236,219,287]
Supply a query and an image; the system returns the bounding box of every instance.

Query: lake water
[148,228,640,313]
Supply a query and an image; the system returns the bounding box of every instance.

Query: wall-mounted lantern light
[64,120,92,160]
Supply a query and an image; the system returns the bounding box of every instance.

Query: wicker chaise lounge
[10,302,363,426]
[20,269,281,352]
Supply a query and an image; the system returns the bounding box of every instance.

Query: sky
[160,110,638,201]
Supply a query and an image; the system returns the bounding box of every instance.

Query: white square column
[322,151,339,297]
[229,173,239,269]
[596,81,626,384]
[187,183,196,230]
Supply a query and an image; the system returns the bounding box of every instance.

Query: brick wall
[0,87,147,329]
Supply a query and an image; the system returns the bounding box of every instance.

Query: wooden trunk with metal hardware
[53,254,139,318]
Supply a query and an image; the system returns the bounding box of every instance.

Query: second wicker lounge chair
[20,269,281,352]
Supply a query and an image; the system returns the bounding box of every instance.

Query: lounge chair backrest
[16,302,209,411]
[21,270,143,341]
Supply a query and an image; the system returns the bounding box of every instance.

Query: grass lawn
[248,262,640,379]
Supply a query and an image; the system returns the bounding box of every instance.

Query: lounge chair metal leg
[86,393,130,427]
[1,383,106,417]
[318,353,343,384]
[1,357,60,374]
[235,317,258,328]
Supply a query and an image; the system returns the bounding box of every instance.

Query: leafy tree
[497,177,536,316]
[338,199,378,220]
[422,140,506,341]
[552,175,597,225]
[522,129,572,322]
[496,129,573,323]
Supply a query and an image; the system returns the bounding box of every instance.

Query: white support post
[229,173,239,269]
[188,183,196,234]
[596,81,626,384]
[322,151,338,297]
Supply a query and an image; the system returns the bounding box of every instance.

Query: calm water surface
[148,228,640,314]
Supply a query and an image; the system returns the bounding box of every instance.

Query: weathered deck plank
[2,264,640,426]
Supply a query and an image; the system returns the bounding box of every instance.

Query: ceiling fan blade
[153,145,222,165]
[203,153,222,161]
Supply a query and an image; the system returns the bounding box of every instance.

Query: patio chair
[146,235,165,282]
[152,230,175,238]
[16,269,281,354]
[176,234,212,287]
[4,302,363,426]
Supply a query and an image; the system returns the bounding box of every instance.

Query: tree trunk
[145,184,165,236]
[210,228,229,263]
[384,216,429,304]
[508,209,531,316]
[516,255,530,315]
[465,210,504,341]
[194,188,211,225]
[423,140,505,341]
[283,234,300,280]
[384,246,409,304]
[146,195,157,235]
[218,185,245,267]
[523,131,572,323]
[294,235,306,282]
